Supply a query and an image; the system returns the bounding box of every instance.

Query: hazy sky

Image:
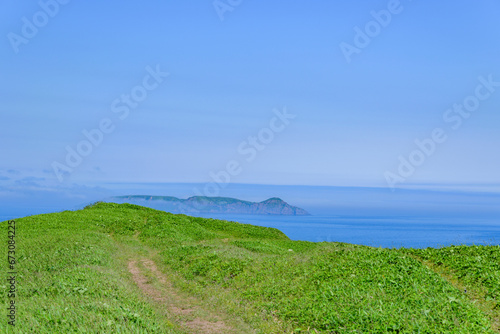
[2,1,500,201]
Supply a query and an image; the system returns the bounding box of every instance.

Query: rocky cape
[107,195,311,216]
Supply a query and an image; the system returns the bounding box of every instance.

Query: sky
[1,1,500,214]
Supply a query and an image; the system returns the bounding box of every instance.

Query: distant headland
[107,195,311,216]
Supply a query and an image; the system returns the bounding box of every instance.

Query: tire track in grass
[409,255,500,332]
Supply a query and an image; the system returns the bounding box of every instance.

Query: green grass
[1,202,499,333]
[1,206,181,333]
[406,245,500,303]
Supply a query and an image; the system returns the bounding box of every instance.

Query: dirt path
[128,258,232,334]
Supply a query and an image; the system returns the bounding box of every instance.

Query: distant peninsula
[107,195,311,216]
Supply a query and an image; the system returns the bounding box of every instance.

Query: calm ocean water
[189,213,500,249]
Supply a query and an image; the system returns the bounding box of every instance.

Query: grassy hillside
[1,202,499,333]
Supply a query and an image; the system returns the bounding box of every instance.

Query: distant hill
[106,195,311,216]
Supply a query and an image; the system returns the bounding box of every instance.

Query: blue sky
[1,0,500,211]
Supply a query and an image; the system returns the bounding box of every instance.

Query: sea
[2,183,499,249]
[188,213,500,249]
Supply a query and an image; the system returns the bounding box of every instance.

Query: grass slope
[1,202,498,333]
